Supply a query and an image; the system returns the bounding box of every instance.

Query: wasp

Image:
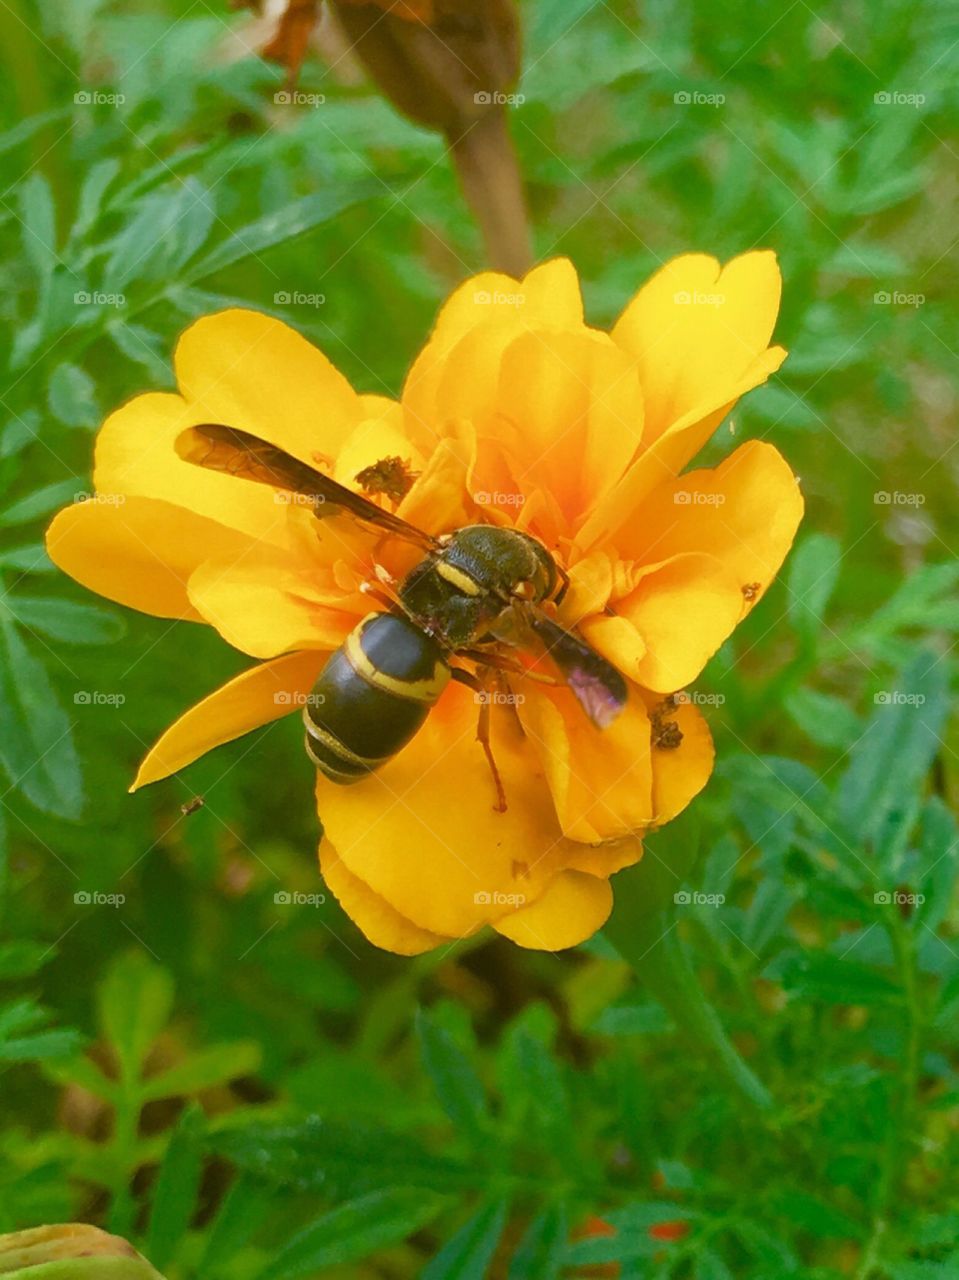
[176,424,627,811]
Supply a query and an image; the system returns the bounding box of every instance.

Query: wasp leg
[359,562,405,613]
[456,647,563,688]
[451,667,508,813]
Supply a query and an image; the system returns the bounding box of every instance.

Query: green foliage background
[1,0,957,1275]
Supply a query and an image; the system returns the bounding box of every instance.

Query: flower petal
[94,392,296,546]
[403,259,584,444]
[575,346,785,552]
[131,649,326,790]
[646,695,715,824]
[174,308,362,465]
[519,684,654,843]
[186,538,361,659]
[613,250,783,447]
[493,870,613,950]
[612,441,804,609]
[315,680,580,937]
[319,843,455,955]
[46,497,248,620]
[610,552,744,693]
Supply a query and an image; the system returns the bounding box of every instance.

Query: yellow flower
[46,253,803,955]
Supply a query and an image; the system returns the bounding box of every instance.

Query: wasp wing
[176,423,438,551]
[524,608,628,729]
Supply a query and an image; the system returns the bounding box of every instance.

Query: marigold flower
[46,254,802,954]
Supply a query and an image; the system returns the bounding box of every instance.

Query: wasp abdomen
[304,613,450,784]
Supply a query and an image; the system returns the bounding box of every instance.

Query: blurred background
[0,0,957,1275]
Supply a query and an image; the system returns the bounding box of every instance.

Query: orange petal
[489,328,644,535]
[575,346,785,552]
[314,680,581,938]
[646,695,715,825]
[493,870,613,950]
[46,497,248,620]
[612,441,804,610]
[613,250,783,448]
[612,553,744,693]
[403,259,584,444]
[131,649,326,790]
[319,843,456,955]
[174,308,362,466]
[186,540,360,659]
[518,684,654,843]
[93,392,297,546]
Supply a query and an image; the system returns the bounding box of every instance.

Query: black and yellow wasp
[176,423,627,810]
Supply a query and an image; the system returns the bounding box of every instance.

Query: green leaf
[140,1041,261,1101]
[197,1174,271,1276]
[416,1008,490,1141]
[256,1189,445,1280]
[784,687,861,749]
[97,952,174,1079]
[508,1203,568,1280]
[47,363,99,428]
[146,1104,205,1270]
[70,158,121,243]
[7,597,124,645]
[837,651,949,859]
[0,543,55,574]
[185,182,378,282]
[423,1200,509,1280]
[0,621,84,819]
[786,533,842,644]
[775,950,902,1006]
[17,172,57,284]
[0,480,80,527]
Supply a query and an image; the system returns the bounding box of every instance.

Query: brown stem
[448,108,532,276]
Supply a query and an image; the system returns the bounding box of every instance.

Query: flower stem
[606,910,775,1115]
[448,109,532,276]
